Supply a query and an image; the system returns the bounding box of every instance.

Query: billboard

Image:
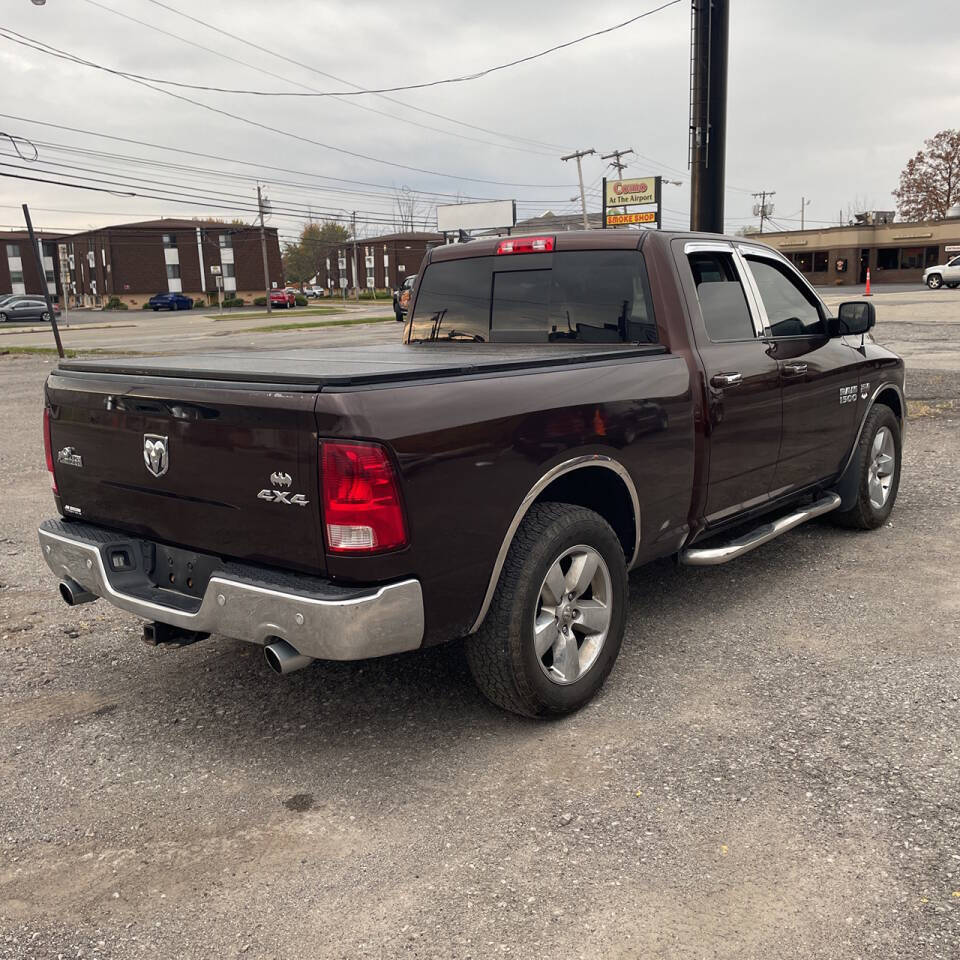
[605,177,657,208]
[437,200,516,234]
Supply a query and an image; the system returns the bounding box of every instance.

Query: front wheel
[831,404,902,530]
[395,308,404,322]
[927,273,943,289]
[466,503,628,718]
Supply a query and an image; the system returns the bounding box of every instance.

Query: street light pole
[351,211,359,300]
[257,184,272,314]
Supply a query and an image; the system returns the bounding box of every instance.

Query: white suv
[923,255,960,289]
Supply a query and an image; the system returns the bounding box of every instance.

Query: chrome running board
[679,493,842,566]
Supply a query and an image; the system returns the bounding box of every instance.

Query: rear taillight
[321,441,407,553]
[496,235,555,255]
[43,407,57,494]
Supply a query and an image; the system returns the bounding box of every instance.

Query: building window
[163,234,177,249]
[925,246,940,267]
[899,247,925,270]
[87,250,96,269]
[166,263,181,279]
[876,248,899,270]
[219,233,232,249]
[813,251,829,272]
[5,243,18,257]
[223,262,235,279]
[792,252,812,273]
[9,269,23,284]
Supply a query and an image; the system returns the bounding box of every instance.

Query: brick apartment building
[1,231,64,300]
[59,218,284,307]
[315,232,442,292]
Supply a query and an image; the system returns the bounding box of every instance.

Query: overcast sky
[1,0,958,243]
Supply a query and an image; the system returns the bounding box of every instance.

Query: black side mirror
[830,301,876,337]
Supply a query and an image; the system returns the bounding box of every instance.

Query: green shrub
[253,296,267,306]
[294,294,308,306]
[221,296,246,308]
[104,296,129,311]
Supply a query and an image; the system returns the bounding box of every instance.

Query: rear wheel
[466,503,628,718]
[947,282,959,289]
[831,404,901,530]
[41,311,50,322]
[927,273,943,289]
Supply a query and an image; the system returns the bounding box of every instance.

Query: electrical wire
[62,1,684,99]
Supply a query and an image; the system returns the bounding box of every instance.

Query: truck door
[738,247,860,494]
[680,241,782,526]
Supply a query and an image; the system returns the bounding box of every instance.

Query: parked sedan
[148,292,194,311]
[393,274,416,322]
[269,289,296,308]
[0,297,60,323]
[923,255,960,289]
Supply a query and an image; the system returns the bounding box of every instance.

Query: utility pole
[257,184,272,314]
[688,0,729,233]
[601,148,635,180]
[752,190,775,233]
[561,148,596,230]
[22,204,64,358]
[351,211,359,300]
[800,196,809,231]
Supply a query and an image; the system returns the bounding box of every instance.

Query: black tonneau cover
[57,342,666,390]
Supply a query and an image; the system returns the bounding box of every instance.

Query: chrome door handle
[783,362,808,377]
[710,372,743,388]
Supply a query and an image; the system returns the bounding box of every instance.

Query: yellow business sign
[605,177,657,207]
[606,211,657,226]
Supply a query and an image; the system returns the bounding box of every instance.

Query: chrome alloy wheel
[534,544,612,685]
[868,425,896,509]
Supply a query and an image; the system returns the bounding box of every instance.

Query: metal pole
[22,204,64,358]
[257,185,272,314]
[561,149,596,230]
[602,176,608,229]
[351,211,359,300]
[689,0,729,233]
[801,196,806,231]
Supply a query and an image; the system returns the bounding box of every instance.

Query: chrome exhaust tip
[58,578,97,606]
[264,638,314,675]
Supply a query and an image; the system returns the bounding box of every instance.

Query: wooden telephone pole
[561,148,596,230]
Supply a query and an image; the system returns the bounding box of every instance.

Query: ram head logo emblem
[143,434,169,478]
[270,471,293,488]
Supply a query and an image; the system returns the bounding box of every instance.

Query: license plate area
[150,543,220,599]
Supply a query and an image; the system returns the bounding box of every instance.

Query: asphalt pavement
[1,315,958,959]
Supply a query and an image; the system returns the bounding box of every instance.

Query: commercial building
[753,213,960,286]
[0,230,64,300]
[59,219,283,307]
[318,232,442,292]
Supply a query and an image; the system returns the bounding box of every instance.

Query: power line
[64,1,684,99]
[76,0,563,156]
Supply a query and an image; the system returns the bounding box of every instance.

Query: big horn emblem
[143,434,169,478]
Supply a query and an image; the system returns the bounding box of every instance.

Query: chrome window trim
[737,243,832,330]
[468,455,641,634]
[683,240,765,338]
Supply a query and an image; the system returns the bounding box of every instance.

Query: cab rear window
[408,250,657,344]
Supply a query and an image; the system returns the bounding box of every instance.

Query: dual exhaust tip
[57,579,313,676]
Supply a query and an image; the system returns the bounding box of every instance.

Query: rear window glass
[409,250,657,344]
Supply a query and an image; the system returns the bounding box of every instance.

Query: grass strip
[212,307,341,322]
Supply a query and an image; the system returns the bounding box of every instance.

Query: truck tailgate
[45,369,325,575]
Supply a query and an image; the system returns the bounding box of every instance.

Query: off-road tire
[831,404,901,530]
[465,502,628,718]
[927,273,943,289]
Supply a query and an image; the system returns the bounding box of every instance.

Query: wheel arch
[468,455,640,634]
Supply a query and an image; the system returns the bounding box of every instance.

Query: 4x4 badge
[143,434,169,478]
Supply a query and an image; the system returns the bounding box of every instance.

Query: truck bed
[57,342,666,389]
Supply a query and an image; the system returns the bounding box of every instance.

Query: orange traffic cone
[864,268,872,297]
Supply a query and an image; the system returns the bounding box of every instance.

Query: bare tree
[893,129,960,221]
[393,186,426,232]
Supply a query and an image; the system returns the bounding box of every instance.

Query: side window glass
[745,256,825,337]
[688,251,756,342]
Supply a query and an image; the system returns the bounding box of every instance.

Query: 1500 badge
[257,471,309,507]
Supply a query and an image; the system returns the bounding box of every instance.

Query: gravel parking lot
[2,322,959,958]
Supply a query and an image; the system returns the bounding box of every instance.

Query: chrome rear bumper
[38,519,423,661]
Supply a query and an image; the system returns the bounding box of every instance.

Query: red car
[269,289,296,309]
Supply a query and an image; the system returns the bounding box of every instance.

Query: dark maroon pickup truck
[39,231,905,717]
